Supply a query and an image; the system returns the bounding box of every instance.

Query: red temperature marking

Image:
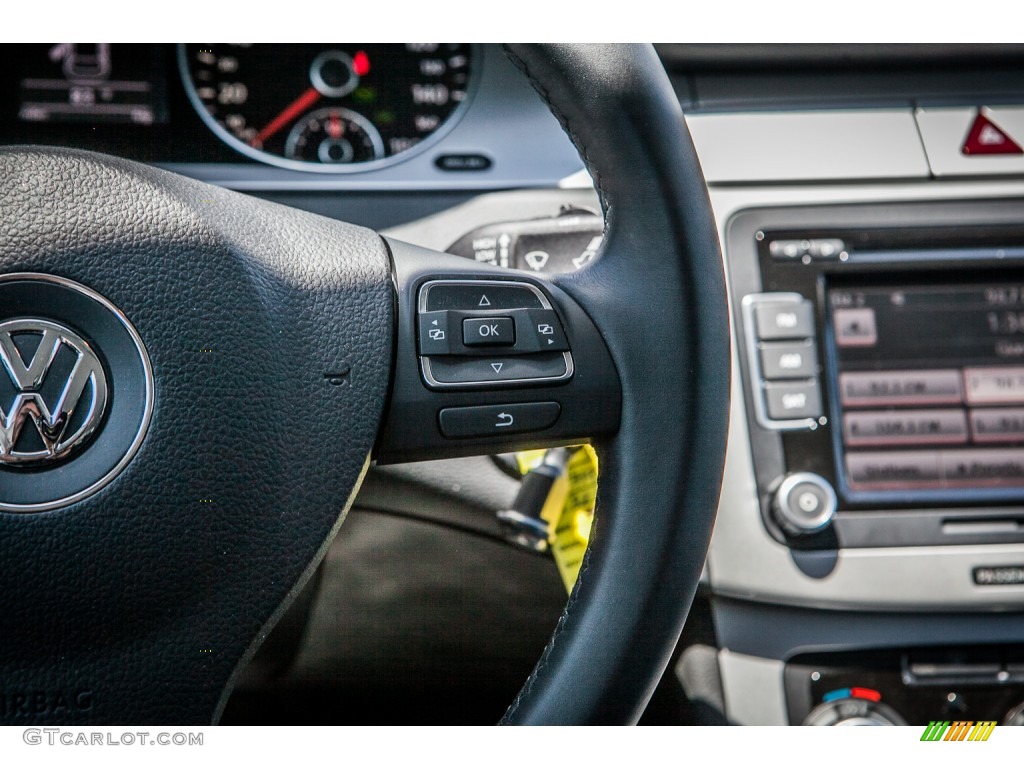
[850,687,882,702]
[353,51,370,77]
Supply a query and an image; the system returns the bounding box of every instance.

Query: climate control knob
[804,698,906,726]
[772,472,837,536]
[1004,701,1024,725]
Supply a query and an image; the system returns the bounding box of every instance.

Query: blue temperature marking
[822,688,852,703]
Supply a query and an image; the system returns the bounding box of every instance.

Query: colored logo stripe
[920,720,996,742]
[944,721,973,741]
[968,721,997,741]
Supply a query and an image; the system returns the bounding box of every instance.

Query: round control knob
[772,472,837,536]
[804,698,906,726]
[1004,701,1024,725]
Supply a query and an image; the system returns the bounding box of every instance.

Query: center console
[715,198,1024,725]
[730,201,1024,554]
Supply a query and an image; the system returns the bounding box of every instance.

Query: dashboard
[8,42,1024,726]
[0,44,582,193]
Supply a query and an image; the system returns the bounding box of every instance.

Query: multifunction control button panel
[416,280,574,389]
[741,292,824,430]
[376,238,620,464]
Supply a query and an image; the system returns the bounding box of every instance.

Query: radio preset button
[845,448,1024,488]
[764,381,823,420]
[970,408,1024,442]
[942,448,1024,484]
[964,366,1024,405]
[839,370,962,407]
[754,301,815,340]
[760,340,818,379]
[846,451,942,487]
[843,409,968,448]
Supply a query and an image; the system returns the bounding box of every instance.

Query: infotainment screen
[829,280,1024,499]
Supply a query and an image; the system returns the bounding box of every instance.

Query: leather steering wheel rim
[497,44,729,724]
[0,44,728,726]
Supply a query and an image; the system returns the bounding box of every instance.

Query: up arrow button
[421,282,544,311]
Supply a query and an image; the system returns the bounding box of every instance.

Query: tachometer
[285,108,385,165]
[179,44,474,173]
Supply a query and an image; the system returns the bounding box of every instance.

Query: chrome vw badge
[0,274,152,512]
[0,318,108,465]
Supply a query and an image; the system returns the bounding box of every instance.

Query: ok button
[463,317,515,347]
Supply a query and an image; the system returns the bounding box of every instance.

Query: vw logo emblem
[0,318,108,465]
[0,274,153,513]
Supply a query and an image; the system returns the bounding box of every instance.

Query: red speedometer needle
[250,86,322,148]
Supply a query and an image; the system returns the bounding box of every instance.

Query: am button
[463,317,515,346]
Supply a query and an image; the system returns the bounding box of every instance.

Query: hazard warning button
[962,111,1024,156]
[916,106,1024,177]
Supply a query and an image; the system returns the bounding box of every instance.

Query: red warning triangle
[961,112,1024,156]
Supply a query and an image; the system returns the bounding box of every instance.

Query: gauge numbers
[179,44,474,172]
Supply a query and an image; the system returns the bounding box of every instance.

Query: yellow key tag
[515,446,598,593]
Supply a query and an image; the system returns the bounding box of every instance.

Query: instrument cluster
[1,43,477,172]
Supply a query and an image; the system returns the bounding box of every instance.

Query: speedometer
[179,44,475,173]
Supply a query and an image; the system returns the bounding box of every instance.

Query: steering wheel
[0,44,728,725]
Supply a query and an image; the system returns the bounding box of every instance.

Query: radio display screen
[829,280,1024,499]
